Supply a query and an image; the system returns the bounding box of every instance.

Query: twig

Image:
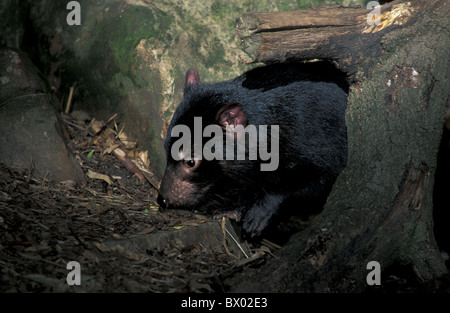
[221,217,237,259]
[67,222,89,249]
[26,156,33,183]
[65,86,75,114]
[225,228,249,259]
[113,148,146,184]
[261,238,281,251]
[62,118,94,136]
[0,261,20,276]
[94,113,118,137]
[0,93,46,108]
[221,217,249,259]
[41,170,49,187]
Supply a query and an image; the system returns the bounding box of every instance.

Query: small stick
[26,156,33,183]
[62,118,94,136]
[0,93,45,108]
[225,227,249,259]
[221,218,237,259]
[65,86,75,114]
[221,217,249,259]
[113,148,146,184]
[94,113,118,137]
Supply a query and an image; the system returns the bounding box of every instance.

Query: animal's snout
[157,193,169,208]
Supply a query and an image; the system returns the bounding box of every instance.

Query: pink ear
[185,68,200,87]
[216,103,247,129]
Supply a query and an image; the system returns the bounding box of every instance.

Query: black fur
[159,62,348,237]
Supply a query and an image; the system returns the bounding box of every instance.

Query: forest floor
[0,112,449,293]
[0,112,262,292]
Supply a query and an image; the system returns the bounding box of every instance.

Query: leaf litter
[0,111,272,293]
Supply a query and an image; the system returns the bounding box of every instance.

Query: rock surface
[0,49,85,184]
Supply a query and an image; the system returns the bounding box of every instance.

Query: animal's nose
[157,193,168,208]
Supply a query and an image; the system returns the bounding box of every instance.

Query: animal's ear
[215,103,247,129]
[184,68,200,94]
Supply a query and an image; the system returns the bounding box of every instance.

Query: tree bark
[228,0,449,292]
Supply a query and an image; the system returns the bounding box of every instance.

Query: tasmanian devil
[157,62,348,237]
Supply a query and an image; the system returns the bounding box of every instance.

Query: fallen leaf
[87,169,113,185]
[93,241,111,252]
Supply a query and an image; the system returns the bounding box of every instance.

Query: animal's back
[159,62,348,237]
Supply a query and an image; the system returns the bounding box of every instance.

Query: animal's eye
[186,160,196,167]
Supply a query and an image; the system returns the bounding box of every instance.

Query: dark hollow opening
[433,126,450,268]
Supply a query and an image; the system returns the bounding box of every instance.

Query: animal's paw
[213,210,242,222]
[241,194,284,237]
[242,205,273,237]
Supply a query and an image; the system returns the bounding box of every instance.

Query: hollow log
[228,0,449,292]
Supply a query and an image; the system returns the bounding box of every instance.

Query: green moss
[108,73,134,97]
[211,1,236,20]
[110,7,168,70]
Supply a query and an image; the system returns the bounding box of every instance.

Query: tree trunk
[227,0,449,292]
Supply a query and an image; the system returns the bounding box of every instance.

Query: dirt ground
[0,112,269,293]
